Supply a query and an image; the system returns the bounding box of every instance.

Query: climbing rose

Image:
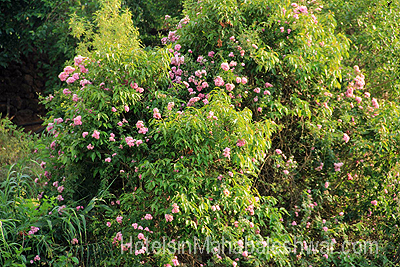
[343,133,350,143]
[223,147,231,159]
[92,130,100,139]
[165,214,174,222]
[221,62,230,71]
[73,116,82,126]
[214,76,225,87]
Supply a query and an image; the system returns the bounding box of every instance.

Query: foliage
[0,162,85,266]
[3,0,400,266]
[322,0,400,100]
[0,117,39,180]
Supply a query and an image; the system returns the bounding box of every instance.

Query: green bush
[22,0,400,266]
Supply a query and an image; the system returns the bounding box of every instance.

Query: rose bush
[30,0,400,266]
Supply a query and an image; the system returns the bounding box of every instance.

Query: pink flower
[125,136,135,147]
[323,254,328,259]
[283,170,289,175]
[112,107,117,112]
[72,94,79,102]
[82,132,88,138]
[153,108,162,119]
[138,233,145,240]
[124,105,130,112]
[165,214,174,222]
[275,149,282,154]
[174,44,181,51]
[214,76,225,87]
[58,72,69,81]
[242,251,248,257]
[372,98,379,109]
[343,133,350,143]
[57,185,64,193]
[257,107,262,112]
[144,214,153,220]
[172,203,180,213]
[241,77,248,84]
[109,133,115,142]
[105,157,111,162]
[92,130,100,139]
[138,127,148,134]
[63,88,71,95]
[172,256,179,266]
[254,87,261,93]
[168,102,175,110]
[334,162,344,172]
[72,238,79,245]
[371,200,378,206]
[87,144,94,150]
[136,120,145,129]
[34,255,40,261]
[221,62,230,71]
[236,77,242,83]
[265,82,273,88]
[116,216,123,223]
[292,221,297,226]
[324,182,329,188]
[223,147,231,159]
[237,139,246,147]
[323,226,328,232]
[73,115,82,126]
[225,83,235,91]
[66,77,75,84]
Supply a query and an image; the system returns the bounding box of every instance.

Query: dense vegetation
[1,0,400,266]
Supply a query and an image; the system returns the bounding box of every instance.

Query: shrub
[37,0,400,266]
